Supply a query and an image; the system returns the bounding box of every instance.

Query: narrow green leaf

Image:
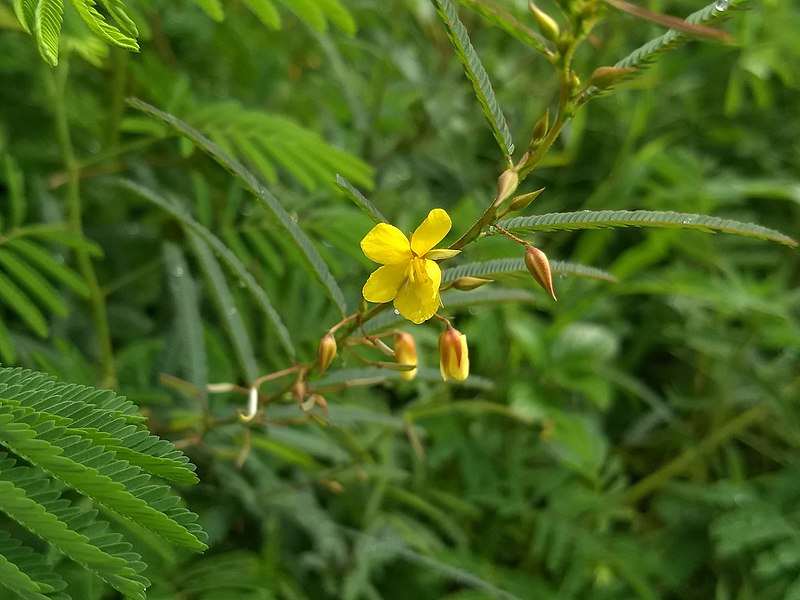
[442,257,619,284]
[496,210,797,246]
[335,174,387,224]
[431,0,515,159]
[128,98,349,315]
[117,179,296,360]
[315,0,356,35]
[5,239,90,297]
[459,0,549,54]
[70,0,139,50]
[33,0,63,66]
[99,0,138,36]
[192,0,224,21]
[0,248,69,316]
[0,271,48,336]
[163,242,208,402]
[242,0,280,28]
[0,319,16,364]
[276,0,326,31]
[188,231,260,383]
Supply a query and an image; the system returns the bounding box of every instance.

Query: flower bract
[360,209,458,324]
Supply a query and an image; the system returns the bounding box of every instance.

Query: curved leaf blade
[70,0,139,51]
[497,210,798,247]
[335,174,387,224]
[128,98,349,315]
[33,0,63,67]
[432,0,515,160]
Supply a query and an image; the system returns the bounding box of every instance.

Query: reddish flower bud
[524,244,557,301]
[438,326,469,382]
[393,332,418,381]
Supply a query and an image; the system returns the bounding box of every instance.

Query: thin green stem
[621,403,772,505]
[48,64,117,388]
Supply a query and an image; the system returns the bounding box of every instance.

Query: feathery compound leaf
[33,0,63,66]
[188,231,260,383]
[335,174,387,224]
[117,179,296,360]
[0,530,67,598]
[0,456,148,599]
[431,0,515,160]
[128,99,349,315]
[70,0,139,51]
[496,210,798,246]
[442,257,619,284]
[580,0,748,104]
[163,242,208,403]
[99,0,138,36]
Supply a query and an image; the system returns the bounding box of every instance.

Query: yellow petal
[394,259,441,324]
[361,224,412,265]
[411,209,451,257]
[362,263,408,303]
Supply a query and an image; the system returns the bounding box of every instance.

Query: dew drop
[714,0,729,10]
[393,309,400,315]
[172,267,185,277]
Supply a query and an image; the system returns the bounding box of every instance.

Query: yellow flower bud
[524,244,557,301]
[529,1,560,41]
[317,333,337,374]
[439,326,469,382]
[393,332,418,381]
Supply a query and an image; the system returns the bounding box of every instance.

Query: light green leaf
[99,0,138,36]
[70,0,139,50]
[0,248,69,317]
[458,0,549,55]
[276,0,325,31]
[335,174,387,224]
[497,210,797,246]
[128,99,349,315]
[12,0,36,33]
[431,0,515,160]
[192,0,224,21]
[33,0,63,66]
[242,0,280,29]
[0,271,48,337]
[5,238,90,297]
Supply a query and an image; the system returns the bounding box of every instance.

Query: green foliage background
[1,0,799,598]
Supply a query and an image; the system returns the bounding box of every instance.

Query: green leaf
[192,0,224,21]
[188,231,260,383]
[276,0,326,31]
[0,248,69,317]
[12,0,36,33]
[128,98,349,315]
[99,0,138,36]
[431,0,515,160]
[0,270,49,337]
[496,210,798,246]
[33,0,63,66]
[70,0,139,51]
[5,239,90,297]
[0,551,49,600]
[335,174,387,224]
[315,0,355,35]
[163,242,208,404]
[0,530,66,599]
[458,0,549,55]
[442,257,619,284]
[242,0,280,29]
[0,319,16,364]
[117,179,296,360]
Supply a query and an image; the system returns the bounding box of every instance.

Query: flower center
[406,257,429,284]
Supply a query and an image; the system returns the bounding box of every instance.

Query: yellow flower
[439,326,469,382]
[361,209,459,324]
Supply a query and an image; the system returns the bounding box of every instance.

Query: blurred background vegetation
[0,0,799,598]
